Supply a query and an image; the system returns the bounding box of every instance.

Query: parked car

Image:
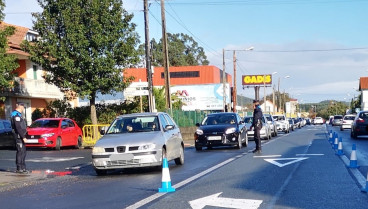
[195,112,247,151]
[340,114,356,131]
[244,115,272,140]
[0,119,15,148]
[351,111,368,138]
[288,118,295,131]
[328,115,334,125]
[92,112,184,175]
[272,115,290,133]
[313,117,324,125]
[25,118,83,150]
[264,114,277,137]
[332,115,343,126]
[293,118,301,129]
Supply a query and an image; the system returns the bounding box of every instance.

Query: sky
[3,0,368,104]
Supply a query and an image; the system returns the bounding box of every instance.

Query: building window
[33,65,37,80]
[160,71,200,78]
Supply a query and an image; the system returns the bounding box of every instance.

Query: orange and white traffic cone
[158,158,175,193]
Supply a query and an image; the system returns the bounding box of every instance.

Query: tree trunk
[90,93,98,125]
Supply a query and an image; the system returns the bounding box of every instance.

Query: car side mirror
[100,130,105,135]
[165,125,174,131]
[195,123,200,127]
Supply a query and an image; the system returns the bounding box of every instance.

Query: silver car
[243,116,271,140]
[92,112,184,175]
[264,114,277,137]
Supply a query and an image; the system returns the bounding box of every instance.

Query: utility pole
[233,50,237,112]
[272,85,275,115]
[144,0,154,112]
[222,48,226,112]
[160,0,171,110]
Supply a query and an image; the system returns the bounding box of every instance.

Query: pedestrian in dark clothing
[250,100,263,154]
[11,102,29,174]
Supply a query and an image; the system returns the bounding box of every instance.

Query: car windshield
[273,116,285,121]
[244,117,253,124]
[265,116,272,121]
[107,116,159,134]
[202,115,236,125]
[30,120,60,128]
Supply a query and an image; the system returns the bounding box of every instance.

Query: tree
[0,0,19,101]
[143,33,209,67]
[23,0,140,124]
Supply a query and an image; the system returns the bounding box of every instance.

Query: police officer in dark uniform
[11,102,29,174]
[250,100,263,154]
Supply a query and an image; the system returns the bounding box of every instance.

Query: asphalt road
[0,125,367,209]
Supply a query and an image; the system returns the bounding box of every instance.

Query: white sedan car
[92,112,184,175]
[313,117,324,125]
[340,114,356,131]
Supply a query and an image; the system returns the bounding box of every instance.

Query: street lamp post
[277,75,290,113]
[222,46,254,112]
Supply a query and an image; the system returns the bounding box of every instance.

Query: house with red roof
[0,22,68,125]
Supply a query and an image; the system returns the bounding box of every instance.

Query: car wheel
[274,130,278,136]
[95,169,107,176]
[74,136,82,149]
[55,137,62,150]
[340,127,343,131]
[175,145,184,165]
[195,146,202,151]
[242,133,248,147]
[237,135,242,149]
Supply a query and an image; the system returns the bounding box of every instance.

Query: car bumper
[25,137,56,148]
[195,133,239,147]
[247,130,267,139]
[341,124,352,129]
[92,150,160,169]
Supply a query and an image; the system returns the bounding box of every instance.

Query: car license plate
[208,136,222,140]
[110,154,134,161]
[26,139,38,143]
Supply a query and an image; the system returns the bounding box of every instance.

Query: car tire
[95,169,107,176]
[195,146,202,151]
[175,146,184,165]
[55,137,62,151]
[74,136,82,149]
[242,133,248,147]
[340,127,343,131]
[236,135,242,149]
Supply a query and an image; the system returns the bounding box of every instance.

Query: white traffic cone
[158,158,175,193]
[347,144,359,168]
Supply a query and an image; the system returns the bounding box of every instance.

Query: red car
[26,118,83,150]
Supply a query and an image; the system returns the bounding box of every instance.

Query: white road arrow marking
[264,157,308,167]
[189,192,262,209]
[27,157,84,162]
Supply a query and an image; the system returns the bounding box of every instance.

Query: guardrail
[82,124,110,147]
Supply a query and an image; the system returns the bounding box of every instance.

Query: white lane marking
[341,155,366,188]
[27,157,84,162]
[296,154,324,156]
[126,156,241,209]
[264,157,308,168]
[253,155,282,158]
[189,192,262,209]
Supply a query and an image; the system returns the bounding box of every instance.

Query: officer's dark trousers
[254,127,262,150]
[16,140,27,170]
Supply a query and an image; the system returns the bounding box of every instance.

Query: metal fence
[166,110,218,127]
[82,124,110,147]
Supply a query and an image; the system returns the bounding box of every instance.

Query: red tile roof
[0,22,29,46]
[359,77,368,90]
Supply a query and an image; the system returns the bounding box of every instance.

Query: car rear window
[334,116,343,119]
[344,116,355,120]
[359,112,368,119]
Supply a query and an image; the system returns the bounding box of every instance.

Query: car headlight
[225,127,236,134]
[138,144,156,150]
[92,146,105,154]
[41,133,55,138]
[196,129,203,135]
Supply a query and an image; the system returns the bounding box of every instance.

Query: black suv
[0,119,15,148]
